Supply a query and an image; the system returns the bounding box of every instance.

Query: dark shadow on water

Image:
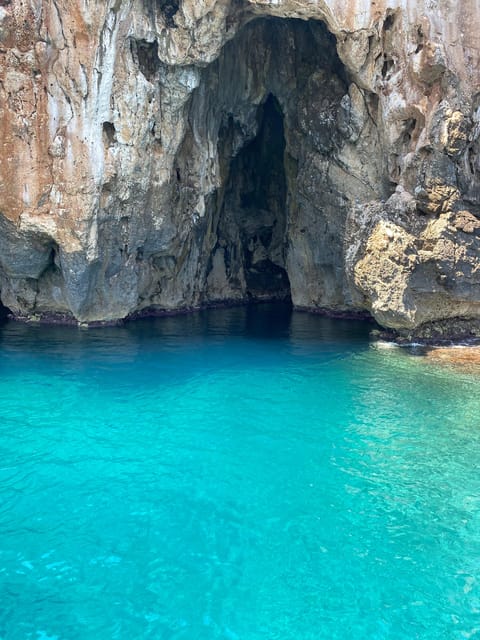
[0,303,374,360]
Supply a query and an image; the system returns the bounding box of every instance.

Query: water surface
[0,304,479,639]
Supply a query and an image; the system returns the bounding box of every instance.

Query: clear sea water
[0,303,479,640]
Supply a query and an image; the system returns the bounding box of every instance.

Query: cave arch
[171,16,382,312]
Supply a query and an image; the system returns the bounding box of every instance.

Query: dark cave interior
[0,299,11,322]
[220,93,291,301]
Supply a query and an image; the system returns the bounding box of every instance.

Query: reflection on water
[0,302,373,351]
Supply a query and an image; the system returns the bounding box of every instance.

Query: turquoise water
[0,304,480,640]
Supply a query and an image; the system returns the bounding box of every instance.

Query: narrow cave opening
[0,297,11,323]
[217,93,291,302]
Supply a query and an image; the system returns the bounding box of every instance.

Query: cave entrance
[217,93,291,302]
[0,298,11,323]
[179,16,352,310]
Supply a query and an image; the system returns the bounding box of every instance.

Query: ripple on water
[0,306,480,639]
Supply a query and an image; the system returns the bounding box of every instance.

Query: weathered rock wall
[1,0,480,336]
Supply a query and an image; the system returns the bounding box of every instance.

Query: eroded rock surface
[1,0,480,336]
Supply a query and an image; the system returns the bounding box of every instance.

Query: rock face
[1,0,480,336]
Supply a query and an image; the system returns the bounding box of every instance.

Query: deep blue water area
[0,304,479,639]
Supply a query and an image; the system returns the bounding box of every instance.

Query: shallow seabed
[0,304,479,640]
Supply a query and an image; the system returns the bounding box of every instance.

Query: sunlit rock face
[1,0,480,337]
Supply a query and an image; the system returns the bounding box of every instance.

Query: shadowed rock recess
[1,1,480,338]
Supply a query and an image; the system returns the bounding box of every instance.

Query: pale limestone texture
[1,0,480,336]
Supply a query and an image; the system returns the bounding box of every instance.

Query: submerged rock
[423,346,480,369]
[0,0,480,338]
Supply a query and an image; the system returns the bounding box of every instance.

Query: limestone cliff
[1,0,480,337]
